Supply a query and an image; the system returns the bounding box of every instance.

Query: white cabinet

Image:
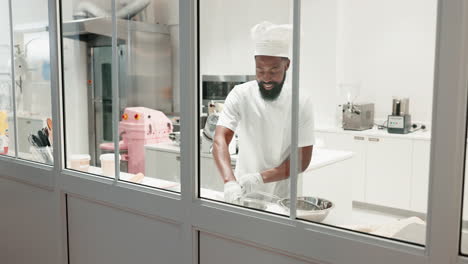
[145,144,227,192]
[200,156,225,192]
[145,148,180,183]
[410,140,431,213]
[366,136,412,209]
[316,129,431,211]
[315,132,366,202]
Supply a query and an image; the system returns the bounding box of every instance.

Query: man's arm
[212,126,236,183]
[260,146,313,183]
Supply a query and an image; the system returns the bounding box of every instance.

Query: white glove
[224,181,242,204]
[238,173,263,195]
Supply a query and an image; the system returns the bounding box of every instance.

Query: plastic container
[100,153,121,177]
[30,146,53,165]
[70,154,91,172]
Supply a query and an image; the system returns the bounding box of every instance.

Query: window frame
[1,0,467,263]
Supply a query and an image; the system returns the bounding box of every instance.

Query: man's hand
[238,173,263,195]
[224,181,242,204]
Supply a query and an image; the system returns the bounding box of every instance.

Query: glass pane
[116,1,181,191]
[296,0,437,246]
[9,0,53,164]
[61,0,115,177]
[0,1,14,158]
[199,0,293,215]
[61,0,180,186]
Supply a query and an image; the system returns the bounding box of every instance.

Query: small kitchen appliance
[387,98,411,134]
[342,103,374,131]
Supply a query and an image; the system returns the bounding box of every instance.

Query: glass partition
[1,0,53,164]
[60,0,181,191]
[0,0,14,159]
[198,0,293,215]
[296,0,437,245]
[61,0,114,177]
[116,1,180,191]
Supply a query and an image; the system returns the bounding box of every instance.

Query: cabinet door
[145,150,180,182]
[200,156,225,192]
[315,132,367,202]
[411,140,431,213]
[366,137,412,209]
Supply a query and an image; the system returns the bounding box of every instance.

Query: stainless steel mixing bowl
[279,196,334,222]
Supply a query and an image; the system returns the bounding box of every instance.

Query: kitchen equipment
[201,113,237,154]
[387,98,411,134]
[63,17,173,166]
[202,75,255,113]
[242,191,334,222]
[169,131,180,145]
[119,107,172,174]
[279,197,334,222]
[342,103,374,131]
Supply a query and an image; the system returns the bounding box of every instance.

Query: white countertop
[315,126,431,141]
[145,142,354,173]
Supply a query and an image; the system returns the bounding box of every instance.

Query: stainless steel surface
[202,75,255,82]
[342,103,374,131]
[279,196,334,222]
[392,98,410,116]
[75,18,173,166]
[62,17,169,41]
[202,75,255,107]
[169,131,180,144]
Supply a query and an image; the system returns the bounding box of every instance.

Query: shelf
[62,17,169,42]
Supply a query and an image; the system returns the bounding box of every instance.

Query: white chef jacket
[217,80,315,199]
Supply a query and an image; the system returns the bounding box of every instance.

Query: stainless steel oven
[202,75,255,110]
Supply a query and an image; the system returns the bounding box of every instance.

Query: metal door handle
[368,137,380,142]
[354,136,365,141]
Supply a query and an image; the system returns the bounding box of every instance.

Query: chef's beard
[257,73,287,101]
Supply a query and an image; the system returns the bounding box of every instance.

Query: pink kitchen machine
[118,107,172,174]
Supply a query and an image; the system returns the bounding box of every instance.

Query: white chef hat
[251,21,292,58]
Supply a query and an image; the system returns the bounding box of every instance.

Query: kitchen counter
[145,142,354,173]
[144,142,355,225]
[316,126,431,141]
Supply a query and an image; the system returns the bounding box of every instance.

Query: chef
[213,21,316,204]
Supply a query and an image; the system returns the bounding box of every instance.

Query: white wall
[337,0,437,124]
[300,0,339,128]
[200,0,438,127]
[200,0,291,76]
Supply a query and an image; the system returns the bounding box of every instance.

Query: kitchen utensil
[30,134,43,147]
[28,134,39,147]
[38,130,50,147]
[169,131,180,145]
[279,196,334,222]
